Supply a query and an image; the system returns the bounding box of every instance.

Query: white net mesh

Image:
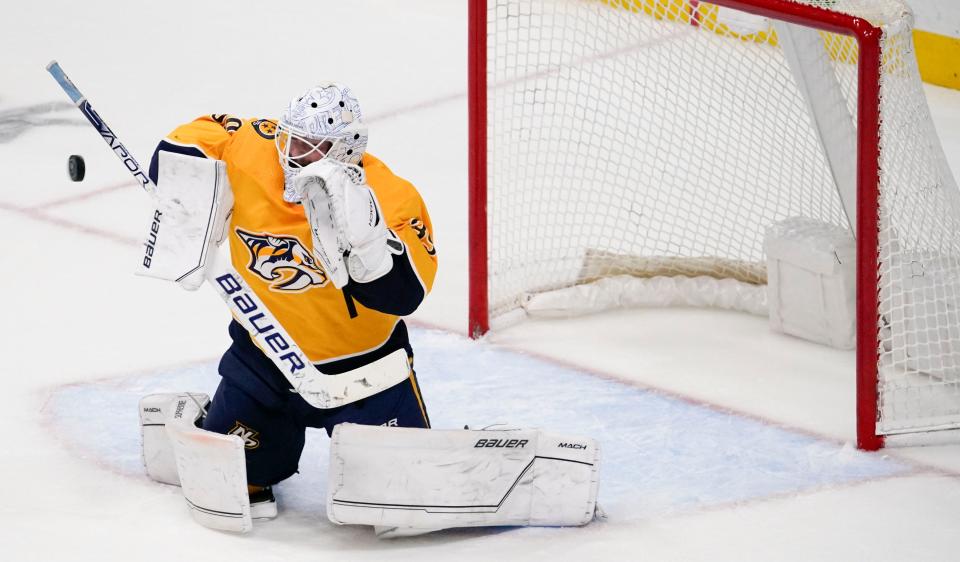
[876,8,960,433]
[483,0,960,435]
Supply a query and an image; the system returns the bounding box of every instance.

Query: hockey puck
[68,154,85,182]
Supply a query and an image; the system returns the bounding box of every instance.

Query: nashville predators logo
[227,421,260,450]
[236,228,328,291]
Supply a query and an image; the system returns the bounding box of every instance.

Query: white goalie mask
[276,83,369,202]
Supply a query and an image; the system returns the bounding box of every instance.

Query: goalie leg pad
[140,392,209,486]
[166,395,252,533]
[327,424,600,534]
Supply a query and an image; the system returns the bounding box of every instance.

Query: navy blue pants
[202,366,430,487]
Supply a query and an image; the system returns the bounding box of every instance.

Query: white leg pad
[165,395,252,533]
[327,424,601,535]
[139,392,210,486]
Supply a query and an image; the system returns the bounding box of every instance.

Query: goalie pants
[202,322,431,486]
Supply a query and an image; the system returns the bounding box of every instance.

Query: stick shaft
[46,60,155,195]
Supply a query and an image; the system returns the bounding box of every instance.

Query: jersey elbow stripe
[148,140,208,184]
[158,139,208,158]
[401,236,432,295]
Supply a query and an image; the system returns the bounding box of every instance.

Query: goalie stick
[45,61,155,196]
[46,60,409,409]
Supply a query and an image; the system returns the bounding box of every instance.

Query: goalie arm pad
[327,424,601,535]
[341,166,439,316]
[344,243,426,317]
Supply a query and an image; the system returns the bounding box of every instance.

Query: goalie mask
[276,83,369,202]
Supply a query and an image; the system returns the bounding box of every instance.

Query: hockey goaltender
[134,83,601,536]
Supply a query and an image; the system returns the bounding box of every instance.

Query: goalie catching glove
[291,159,402,288]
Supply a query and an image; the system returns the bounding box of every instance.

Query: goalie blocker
[327,424,601,537]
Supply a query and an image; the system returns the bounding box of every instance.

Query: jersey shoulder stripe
[148,140,207,185]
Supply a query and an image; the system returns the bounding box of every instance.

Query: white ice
[3,1,960,561]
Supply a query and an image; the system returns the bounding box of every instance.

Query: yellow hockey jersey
[149,114,437,366]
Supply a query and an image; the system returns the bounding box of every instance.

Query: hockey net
[468,0,960,448]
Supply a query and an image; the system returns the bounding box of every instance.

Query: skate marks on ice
[42,327,911,523]
[0,101,85,142]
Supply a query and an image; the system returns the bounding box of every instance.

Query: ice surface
[3,0,960,560]
[44,328,909,523]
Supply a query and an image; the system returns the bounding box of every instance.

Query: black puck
[68,154,85,182]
